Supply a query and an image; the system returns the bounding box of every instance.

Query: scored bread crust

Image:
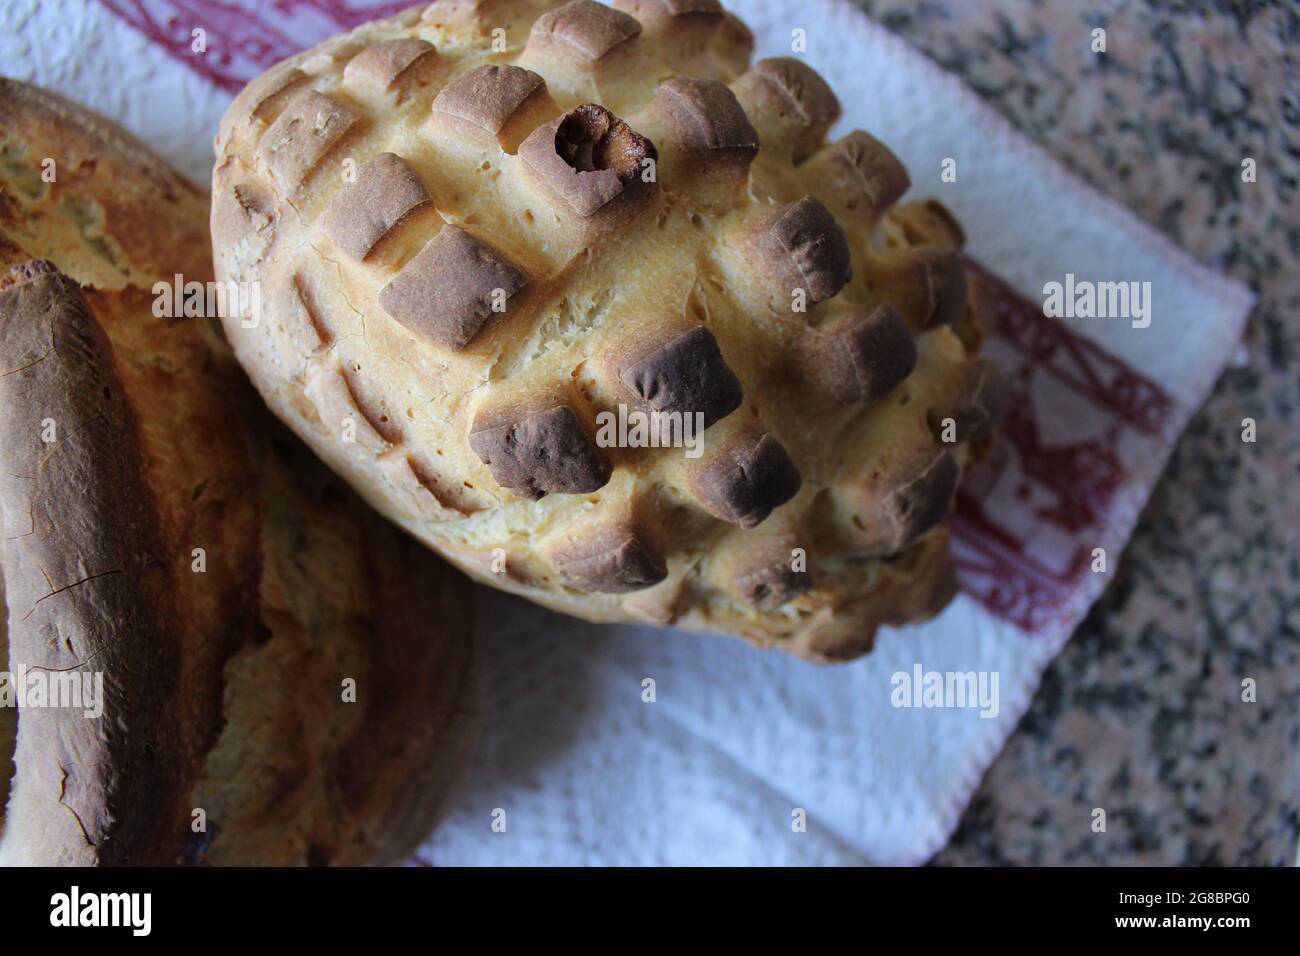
[0,79,477,865]
[211,0,1002,662]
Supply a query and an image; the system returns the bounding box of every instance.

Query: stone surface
[851,0,1299,866]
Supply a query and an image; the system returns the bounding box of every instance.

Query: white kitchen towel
[1,0,1255,865]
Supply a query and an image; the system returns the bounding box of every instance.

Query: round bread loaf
[0,79,477,865]
[211,0,1002,662]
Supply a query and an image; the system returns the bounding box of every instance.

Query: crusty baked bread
[212,0,1002,662]
[0,78,477,865]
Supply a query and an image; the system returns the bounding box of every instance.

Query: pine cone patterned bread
[212,0,1002,662]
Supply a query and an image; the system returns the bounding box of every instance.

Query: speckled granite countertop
[849,0,1298,866]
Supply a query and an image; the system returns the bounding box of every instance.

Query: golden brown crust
[320,152,433,261]
[431,64,559,152]
[211,0,997,662]
[378,223,529,349]
[190,428,477,866]
[0,78,212,288]
[332,527,476,864]
[527,0,642,64]
[0,80,477,865]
